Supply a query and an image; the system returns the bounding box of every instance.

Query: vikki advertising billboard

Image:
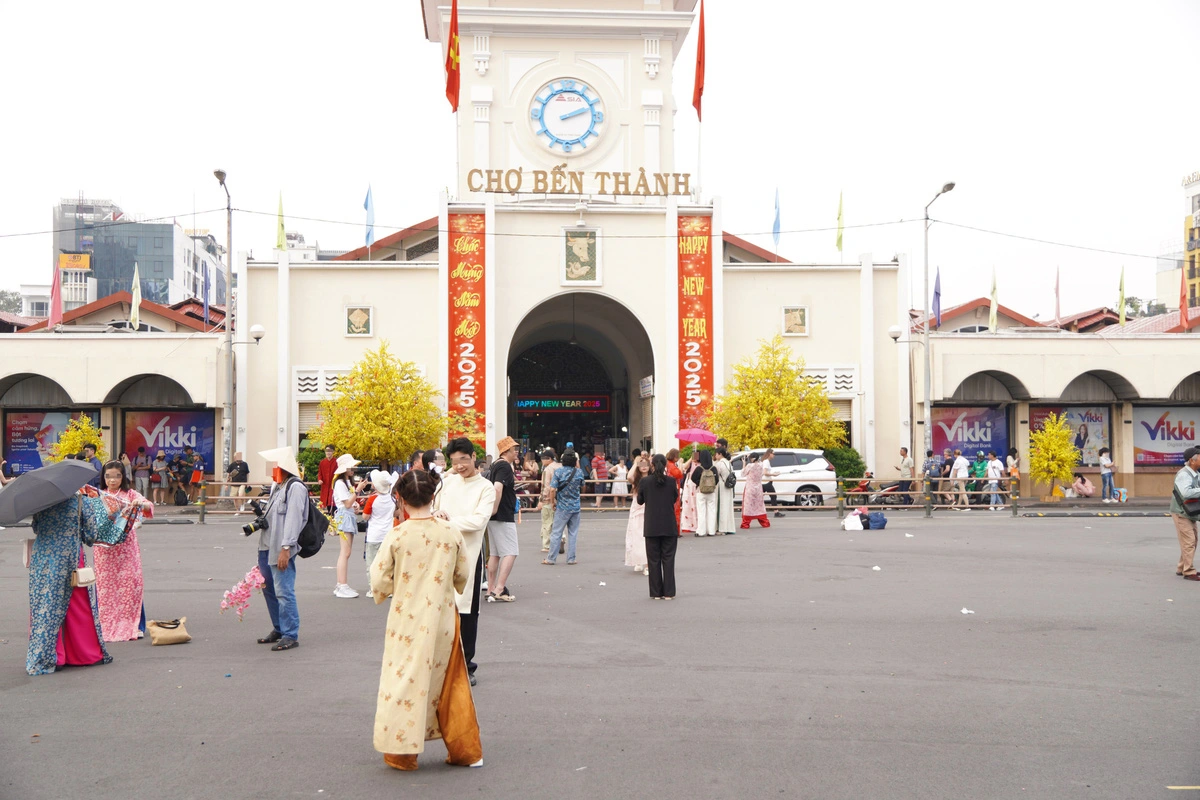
[3,411,100,475]
[123,410,216,470]
[932,406,1009,457]
[1133,406,1198,466]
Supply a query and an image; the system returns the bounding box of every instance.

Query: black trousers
[645,535,678,598]
[763,481,778,505]
[899,480,912,504]
[460,553,483,675]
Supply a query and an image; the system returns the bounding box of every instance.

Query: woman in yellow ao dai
[371,469,479,769]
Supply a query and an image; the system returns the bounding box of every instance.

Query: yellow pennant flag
[836,191,844,253]
[276,193,286,250]
[130,262,142,330]
[1118,266,1126,326]
[988,268,998,332]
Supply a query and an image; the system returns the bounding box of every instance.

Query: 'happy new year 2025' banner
[447,214,486,431]
[677,215,714,423]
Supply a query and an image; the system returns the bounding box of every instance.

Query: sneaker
[334,584,359,599]
[469,673,477,687]
[774,511,786,518]
[496,587,516,602]
[468,758,484,768]
[365,589,374,599]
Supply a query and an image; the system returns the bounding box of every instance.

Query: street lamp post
[922,181,955,457]
[214,169,234,484]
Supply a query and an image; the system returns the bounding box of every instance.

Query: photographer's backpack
[174,487,189,506]
[698,466,718,494]
[282,477,330,558]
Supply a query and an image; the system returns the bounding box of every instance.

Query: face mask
[272,467,285,484]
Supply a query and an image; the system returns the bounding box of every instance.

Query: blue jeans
[988,481,1001,507]
[547,508,580,564]
[258,548,299,640]
[1101,472,1114,500]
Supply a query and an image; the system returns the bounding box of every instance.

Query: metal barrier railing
[184,476,1020,523]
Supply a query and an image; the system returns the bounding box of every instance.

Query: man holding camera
[253,446,309,651]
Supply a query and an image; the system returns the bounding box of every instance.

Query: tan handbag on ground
[147,617,192,646]
[71,567,96,587]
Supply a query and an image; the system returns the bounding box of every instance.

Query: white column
[659,196,680,451]
[895,254,913,454]
[642,90,662,176]
[858,253,876,472]
[710,196,724,393]
[484,193,497,454]
[234,249,249,457]
[437,191,450,440]
[275,248,290,448]
[472,86,492,197]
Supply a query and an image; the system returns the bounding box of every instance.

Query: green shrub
[824,446,865,480]
[679,443,715,461]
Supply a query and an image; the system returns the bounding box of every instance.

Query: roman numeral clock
[529,79,605,153]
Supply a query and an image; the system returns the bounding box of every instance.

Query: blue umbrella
[0,460,100,525]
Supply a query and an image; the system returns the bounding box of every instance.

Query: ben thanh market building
[3,1,1199,500]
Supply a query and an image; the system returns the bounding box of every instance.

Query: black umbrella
[0,460,100,525]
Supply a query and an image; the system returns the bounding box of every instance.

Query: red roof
[0,310,40,328]
[1049,307,1120,331]
[722,232,789,263]
[334,217,439,261]
[170,299,226,327]
[1098,306,1200,335]
[910,297,1046,331]
[19,292,213,333]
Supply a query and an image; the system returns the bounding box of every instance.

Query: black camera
[241,500,268,536]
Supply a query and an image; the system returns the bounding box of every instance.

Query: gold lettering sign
[467,166,692,197]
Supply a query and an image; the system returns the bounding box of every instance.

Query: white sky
[2,0,1198,320]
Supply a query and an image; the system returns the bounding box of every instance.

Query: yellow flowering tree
[47,415,108,463]
[309,342,447,463]
[707,334,847,451]
[1029,411,1078,498]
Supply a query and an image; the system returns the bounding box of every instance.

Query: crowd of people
[14,427,1200,775]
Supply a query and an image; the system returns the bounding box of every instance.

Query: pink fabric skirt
[93,527,145,642]
[56,550,106,667]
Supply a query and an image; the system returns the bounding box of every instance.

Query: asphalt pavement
[1,509,1198,800]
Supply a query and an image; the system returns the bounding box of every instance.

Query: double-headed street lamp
[922,181,955,456]
[214,169,233,478]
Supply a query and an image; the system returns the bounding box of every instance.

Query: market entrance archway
[508,292,655,458]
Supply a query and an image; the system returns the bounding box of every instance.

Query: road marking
[1166,787,1200,790]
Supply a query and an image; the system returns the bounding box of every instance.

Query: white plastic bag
[842,515,863,531]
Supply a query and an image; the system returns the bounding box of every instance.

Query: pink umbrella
[674,428,717,445]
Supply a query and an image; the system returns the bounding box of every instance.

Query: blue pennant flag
[772,188,781,255]
[932,267,942,329]
[364,185,375,248]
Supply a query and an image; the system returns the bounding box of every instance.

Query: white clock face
[530,79,604,153]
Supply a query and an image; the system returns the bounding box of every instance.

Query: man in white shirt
[896,447,915,505]
[951,449,970,509]
[433,437,497,686]
[985,450,1004,509]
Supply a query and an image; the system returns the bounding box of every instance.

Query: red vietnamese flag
[691,0,705,120]
[48,266,63,327]
[1181,265,1192,331]
[445,0,461,112]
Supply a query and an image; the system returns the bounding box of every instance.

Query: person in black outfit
[227,451,251,510]
[637,453,680,600]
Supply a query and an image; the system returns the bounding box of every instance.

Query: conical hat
[259,446,301,478]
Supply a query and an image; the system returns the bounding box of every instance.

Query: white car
[728,449,836,507]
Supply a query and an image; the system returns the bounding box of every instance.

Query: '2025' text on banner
[677,215,714,424]
[447,214,486,432]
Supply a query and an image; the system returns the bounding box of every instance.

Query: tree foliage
[47,415,108,463]
[0,289,20,314]
[707,334,847,451]
[823,446,866,480]
[1028,411,1078,495]
[309,342,450,464]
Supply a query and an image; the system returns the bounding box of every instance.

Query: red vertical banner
[447,214,486,428]
[677,215,714,425]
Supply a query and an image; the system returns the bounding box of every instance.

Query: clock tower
[422,0,699,199]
